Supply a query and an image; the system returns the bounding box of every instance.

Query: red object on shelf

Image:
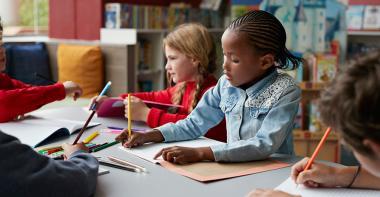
[349,0,380,5]
[76,0,103,40]
[49,0,76,39]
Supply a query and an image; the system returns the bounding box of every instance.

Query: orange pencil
[304,127,332,171]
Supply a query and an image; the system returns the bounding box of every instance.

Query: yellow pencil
[128,93,132,138]
[83,131,99,144]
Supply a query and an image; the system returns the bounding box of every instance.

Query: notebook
[0,116,100,147]
[275,177,380,197]
[96,97,183,117]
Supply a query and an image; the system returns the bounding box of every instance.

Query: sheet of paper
[275,177,380,197]
[159,159,290,182]
[119,137,223,163]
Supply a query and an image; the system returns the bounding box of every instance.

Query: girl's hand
[88,95,109,110]
[123,96,150,122]
[246,189,299,197]
[63,81,83,101]
[154,146,213,165]
[291,157,354,188]
[115,129,164,148]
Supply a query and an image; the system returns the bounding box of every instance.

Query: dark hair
[318,50,380,156]
[228,10,302,70]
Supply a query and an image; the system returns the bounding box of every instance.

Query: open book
[275,177,380,197]
[0,116,100,147]
[97,97,183,117]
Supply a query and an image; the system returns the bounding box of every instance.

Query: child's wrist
[146,129,164,143]
[337,166,358,187]
[197,147,214,161]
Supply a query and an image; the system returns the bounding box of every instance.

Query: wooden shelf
[348,30,380,36]
[299,82,326,91]
[293,130,338,140]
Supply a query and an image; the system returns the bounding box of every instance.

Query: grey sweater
[0,131,99,197]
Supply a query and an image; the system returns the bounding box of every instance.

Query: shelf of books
[346,2,380,57]
[291,51,340,162]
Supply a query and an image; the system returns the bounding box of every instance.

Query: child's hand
[63,81,83,101]
[88,95,108,110]
[246,189,299,197]
[291,157,353,188]
[115,129,164,148]
[115,130,147,148]
[123,96,150,122]
[61,142,89,160]
[153,146,213,165]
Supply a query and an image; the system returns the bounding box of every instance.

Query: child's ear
[191,58,200,68]
[259,54,275,70]
[363,139,380,159]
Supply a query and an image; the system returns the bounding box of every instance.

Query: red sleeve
[0,74,31,89]
[145,108,189,128]
[0,83,66,122]
[120,86,175,104]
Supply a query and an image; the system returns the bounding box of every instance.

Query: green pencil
[92,141,119,152]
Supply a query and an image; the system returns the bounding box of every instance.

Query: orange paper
[159,159,290,182]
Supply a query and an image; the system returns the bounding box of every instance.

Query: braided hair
[228,10,302,70]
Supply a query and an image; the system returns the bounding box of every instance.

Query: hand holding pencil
[291,157,358,188]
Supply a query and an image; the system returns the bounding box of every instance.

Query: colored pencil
[83,131,99,144]
[73,81,112,145]
[304,127,332,171]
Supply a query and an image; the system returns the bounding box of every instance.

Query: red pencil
[304,127,332,171]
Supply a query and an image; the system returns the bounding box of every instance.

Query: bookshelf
[293,82,341,163]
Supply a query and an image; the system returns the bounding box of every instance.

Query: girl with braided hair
[117,10,302,164]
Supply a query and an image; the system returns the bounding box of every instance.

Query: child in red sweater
[96,23,226,142]
[0,19,83,123]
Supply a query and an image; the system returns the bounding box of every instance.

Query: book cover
[346,5,365,30]
[363,5,380,30]
[0,116,100,147]
[315,54,338,83]
[105,3,121,29]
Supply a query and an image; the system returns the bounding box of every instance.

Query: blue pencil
[90,81,112,111]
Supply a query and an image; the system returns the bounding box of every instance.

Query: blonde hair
[163,23,217,112]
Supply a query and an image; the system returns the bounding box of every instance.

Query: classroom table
[31,107,299,197]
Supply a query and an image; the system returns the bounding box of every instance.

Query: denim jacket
[157,70,301,162]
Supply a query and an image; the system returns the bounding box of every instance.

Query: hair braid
[228,10,302,70]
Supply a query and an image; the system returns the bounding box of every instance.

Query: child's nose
[165,62,171,70]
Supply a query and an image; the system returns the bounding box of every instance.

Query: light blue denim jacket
[157,70,301,162]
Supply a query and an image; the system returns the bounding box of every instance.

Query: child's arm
[0,131,98,197]
[211,85,301,162]
[145,108,188,127]
[156,79,225,142]
[120,87,174,104]
[0,73,32,89]
[0,83,66,122]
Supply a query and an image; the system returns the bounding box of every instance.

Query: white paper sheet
[119,137,224,163]
[275,177,380,197]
